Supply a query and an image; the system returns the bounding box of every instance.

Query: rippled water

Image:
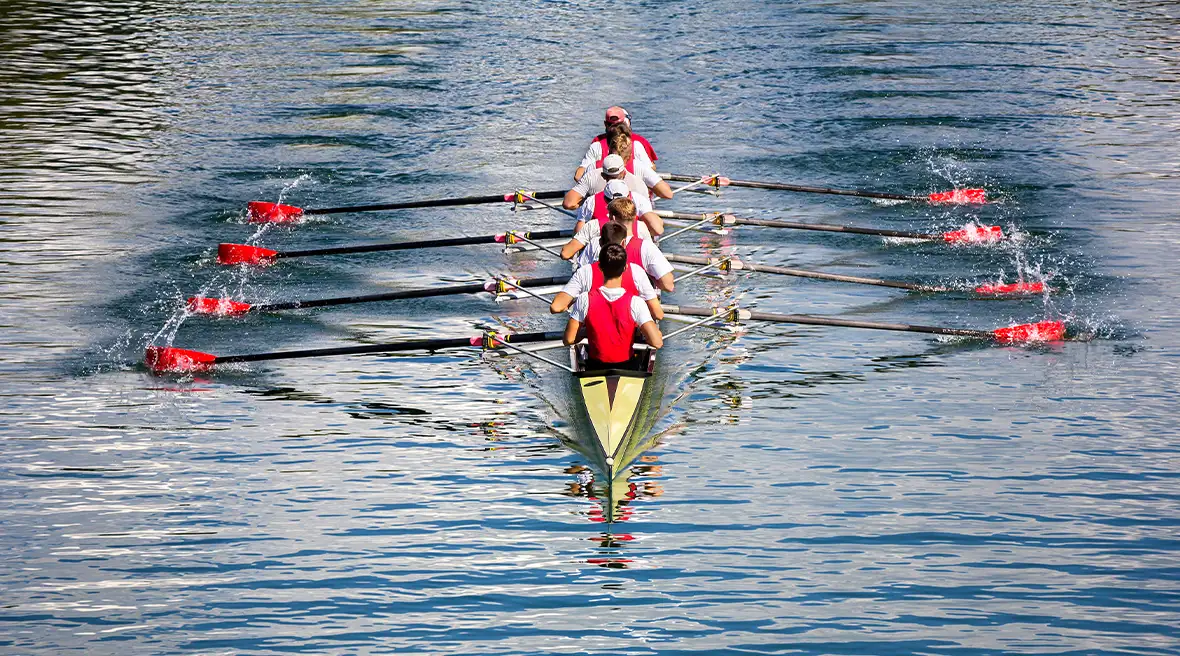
[2,1,1178,653]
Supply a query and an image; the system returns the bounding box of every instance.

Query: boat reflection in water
[562,456,667,568]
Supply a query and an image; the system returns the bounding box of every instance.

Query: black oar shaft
[275,229,572,259]
[305,190,567,215]
[212,330,564,365]
[744,309,990,338]
[667,305,992,339]
[659,211,938,240]
[664,253,938,292]
[253,276,571,312]
[662,173,921,202]
[734,217,939,241]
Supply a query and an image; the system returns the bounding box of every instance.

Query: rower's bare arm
[641,211,664,236]
[550,291,574,314]
[560,238,584,261]
[656,272,675,293]
[563,190,584,210]
[646,298,664,320]
[574,166,586,182]
[652,180,674,200]
[640,321,663,349]
[562,319,582,346]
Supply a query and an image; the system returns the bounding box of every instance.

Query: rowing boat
[149,175,1067,524]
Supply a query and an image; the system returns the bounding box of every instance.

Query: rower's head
[606,195,637,226]
[604,106,630,128]
[601,154,626,179]
[604,179,630,202]
[599,243,627,281]
[598,220,628,250]
[607,124,633,162]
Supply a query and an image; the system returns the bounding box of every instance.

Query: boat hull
[566,346,665,484]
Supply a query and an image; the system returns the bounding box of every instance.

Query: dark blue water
[2,1,1178,653]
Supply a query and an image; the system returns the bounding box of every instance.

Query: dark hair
[598,220,628,250]
[599,243,627,279]
[607,196,636,223]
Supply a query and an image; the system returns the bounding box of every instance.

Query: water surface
[1,1,1178,653]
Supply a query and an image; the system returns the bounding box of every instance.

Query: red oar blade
[928,188,987,204]
[974,281,1046,296]
[186,297,253,316]
[992,320,1066,344]
[247,201,304,224]
[217,243,278,265]
[943,225,1004,244]
[145,346,217,374]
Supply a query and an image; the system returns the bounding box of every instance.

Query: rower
[574,178,662,237]
[574,106,658,182]
[558,195,675,293]
[562,243,663,370]
[550,221,664,320]
[564,153,673,225]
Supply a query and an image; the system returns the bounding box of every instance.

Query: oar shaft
[276,229,572,259]
[305,190,566,215]
[656,210,940,240]
[661,173,921,202]
[735,216,939,241]
[213,330,564,364]
[665,305,992,339]
[664,253,937,292]
[253,276,571,312]
[744,309,990,338]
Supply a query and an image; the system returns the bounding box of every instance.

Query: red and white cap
[604,106,627,125]
[601,154,626,177]
[604,179,630,200]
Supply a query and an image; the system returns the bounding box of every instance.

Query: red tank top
[624,236,644,268]
[590,262,639,296]
[585,287,637,364]
[593,132,657,163]
[592,135,636,174]
[591,189,636,226]
[633,134,657,162]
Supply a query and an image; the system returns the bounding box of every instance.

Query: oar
[660,173,986,205]
[145,330,564,374]
[247,190,566,224]
[654,210,1003,244]
[216,229,573,265]
[665,253,944,292]
[664,253,1045,296]
[663,304,1065,344]
[186,275,572,316]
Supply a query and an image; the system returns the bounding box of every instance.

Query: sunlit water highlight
[1,1,1178,654]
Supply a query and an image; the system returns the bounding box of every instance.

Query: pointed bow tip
[993,320,1066,344]
[246,201,304,224]
[928,188,987,204]
[144,346,217,374]
[186,297,253,316]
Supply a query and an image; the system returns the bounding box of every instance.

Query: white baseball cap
[603,179,630,200]
[601,154,626,177]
